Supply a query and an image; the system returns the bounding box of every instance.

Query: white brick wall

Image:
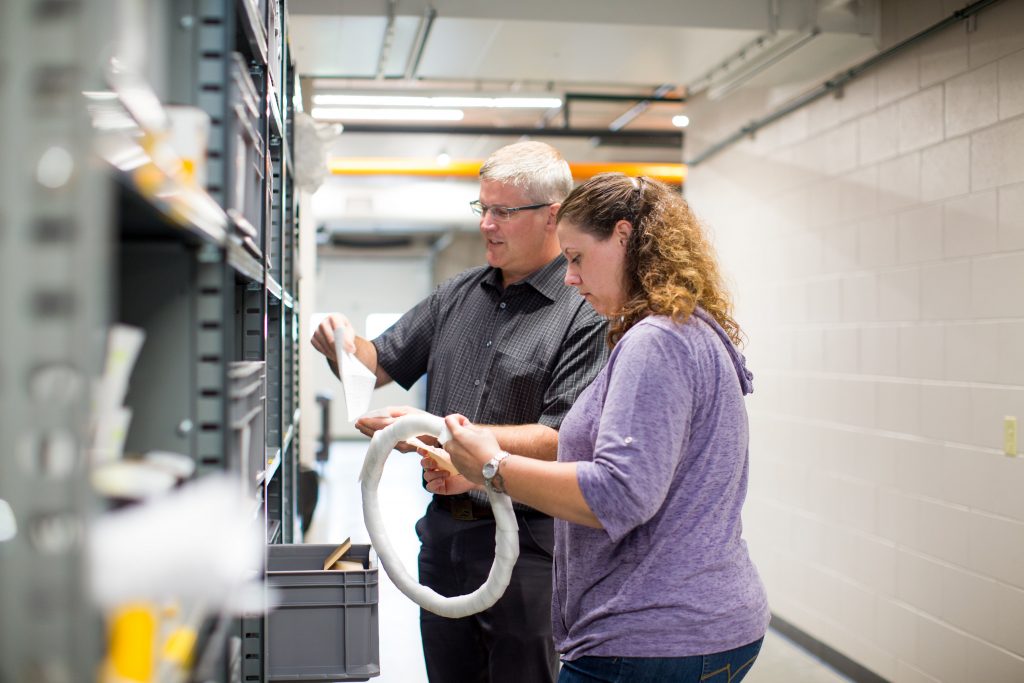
[686,2,1024,680]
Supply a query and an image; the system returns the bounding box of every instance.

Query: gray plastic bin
[228,361,265,494]
[266,544,380,681]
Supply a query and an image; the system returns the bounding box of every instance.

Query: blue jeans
[558,638,764,683]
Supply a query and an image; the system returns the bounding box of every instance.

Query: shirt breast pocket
[489,350,552,423]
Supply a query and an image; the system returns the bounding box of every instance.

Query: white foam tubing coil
[359,413,520,618]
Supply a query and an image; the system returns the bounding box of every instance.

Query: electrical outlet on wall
[1005,416,1018,457]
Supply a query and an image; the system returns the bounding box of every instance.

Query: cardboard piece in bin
[330,560,366,571]
[323,537,353,570]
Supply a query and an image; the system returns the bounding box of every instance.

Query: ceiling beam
[327,158,686,183]
[290,0,875,34]
[334,123,683,147]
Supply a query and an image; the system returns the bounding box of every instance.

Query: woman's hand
[443,414,502,486]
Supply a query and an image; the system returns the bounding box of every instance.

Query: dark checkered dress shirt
[373,254,609,507]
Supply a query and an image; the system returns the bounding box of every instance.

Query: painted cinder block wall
[684,1,1024,681]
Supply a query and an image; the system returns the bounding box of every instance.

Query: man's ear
[546,203,561,231]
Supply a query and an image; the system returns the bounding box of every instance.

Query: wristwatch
[482,451,510,494]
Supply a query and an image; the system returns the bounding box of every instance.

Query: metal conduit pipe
[404,6,437,80]
[686,0,1006,167]
[562,91,686,132]
[608,84,678,131]
[706,27,821,101]
[375,0,398,80]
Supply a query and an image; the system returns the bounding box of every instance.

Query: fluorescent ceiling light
[672,115,690,128]
[315,95,432,107]
[311,107,465,122]
[491,97,563,109]
[313,94,562,109]
[429,97,498,108]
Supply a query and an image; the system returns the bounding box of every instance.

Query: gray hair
[479,141,574,204]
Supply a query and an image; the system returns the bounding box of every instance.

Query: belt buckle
[450,499,475,521]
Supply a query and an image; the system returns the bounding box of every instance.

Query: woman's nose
[564,270,581,286]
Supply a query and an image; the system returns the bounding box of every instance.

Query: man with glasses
[311,141,607,682]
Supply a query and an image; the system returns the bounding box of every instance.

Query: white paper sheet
[336,329,376,422]
[0,499,16,543]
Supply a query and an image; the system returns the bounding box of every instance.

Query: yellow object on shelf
[162,626,198,668]
[106,603,156,682]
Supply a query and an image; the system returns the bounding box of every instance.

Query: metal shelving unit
[1,1,300,681]
[0,0,110,680]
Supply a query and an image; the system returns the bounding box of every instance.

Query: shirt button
[624,437,633,444]
[474,379,481,386]
[499,302,507,309]
[486,341,492,347]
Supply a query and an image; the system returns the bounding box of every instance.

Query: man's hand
[310,313,356,365]
[355,405,435,453]
[421,457,478,496]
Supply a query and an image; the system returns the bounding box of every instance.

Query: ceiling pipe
[404,6,437,80]
[563,92,686,104]
[608,84,678,131]
[327,158,687,183]
[375,0,398,80]
[688,0,1004,166]
[706,26,821,100]
[685,32,783,98]
[561,91,686,132]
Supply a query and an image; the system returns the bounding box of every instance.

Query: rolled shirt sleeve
[372,286,441,390]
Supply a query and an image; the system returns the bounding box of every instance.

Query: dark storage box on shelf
[227,53,265,258]
[228,360,266,492]
[266,544,380,681]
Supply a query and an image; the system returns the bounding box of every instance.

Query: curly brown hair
[556,173,743,348]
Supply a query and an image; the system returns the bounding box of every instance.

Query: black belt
[433,496,549,521]
[434,496,495,520]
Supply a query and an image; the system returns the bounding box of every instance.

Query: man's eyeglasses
[469,200,551,222]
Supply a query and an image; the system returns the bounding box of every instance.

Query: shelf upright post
[267,142,285,541]
[291,77,302,444]
[165,0,236,479]
[189,39,240,683]
[195,241,234,477]
[0,0,111,681]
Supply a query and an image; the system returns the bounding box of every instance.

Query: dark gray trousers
[417,499,558,683]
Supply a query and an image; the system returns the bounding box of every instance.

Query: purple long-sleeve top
[553,310,769,660]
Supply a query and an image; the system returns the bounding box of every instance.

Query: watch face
[483,461,497,478]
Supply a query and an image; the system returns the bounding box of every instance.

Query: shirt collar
[481,254,567,302]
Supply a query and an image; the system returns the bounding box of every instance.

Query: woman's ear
[614,219,633,246]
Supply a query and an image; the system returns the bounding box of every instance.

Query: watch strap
[484,451,511,494]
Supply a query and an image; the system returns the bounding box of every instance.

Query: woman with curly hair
[436,173,769,682]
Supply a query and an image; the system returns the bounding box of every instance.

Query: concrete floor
[305,440,851,683]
